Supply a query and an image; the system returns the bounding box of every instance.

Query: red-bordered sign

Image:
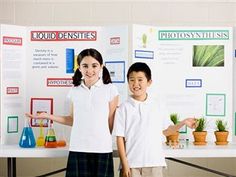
[31,31,97,41]
[3,36,22,46]
[110,37,120,45]
[47,78,73,87]
[6,87,19,94]
[30,98,53,127]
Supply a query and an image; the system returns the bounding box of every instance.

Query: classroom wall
[1,0,236,177]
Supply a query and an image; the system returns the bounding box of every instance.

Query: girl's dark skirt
[66,151,114,177]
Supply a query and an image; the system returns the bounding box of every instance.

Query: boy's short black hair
[127,62,152,81]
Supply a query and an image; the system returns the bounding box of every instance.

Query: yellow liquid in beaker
[36,136,45,147]
[37,119,45,147]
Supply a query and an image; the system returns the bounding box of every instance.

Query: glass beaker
[57,139,66,147]
[19,119,36,148]
[36,119,45,147]
[44,122,57,148]
[56,127,67,147]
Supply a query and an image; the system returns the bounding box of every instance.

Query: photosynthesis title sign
[158,30,229,40]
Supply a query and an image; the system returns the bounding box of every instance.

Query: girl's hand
[25,112,50,119]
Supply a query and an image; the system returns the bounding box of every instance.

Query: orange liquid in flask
[44,124,57,148]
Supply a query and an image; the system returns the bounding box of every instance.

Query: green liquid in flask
[44,126,57,148]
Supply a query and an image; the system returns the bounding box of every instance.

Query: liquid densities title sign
[31,31,97,41]
[158,30,229,40]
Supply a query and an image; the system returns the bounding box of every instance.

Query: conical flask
[19,119,36,148]
[44,122,57,148]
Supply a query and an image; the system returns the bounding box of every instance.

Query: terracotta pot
[214,131,229,145]
[193,131,207,145]
[166,131,179,145]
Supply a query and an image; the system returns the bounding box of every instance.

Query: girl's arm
[163,118,196,136]
[108,95,119,133]
[117,136,131,177]
[25,103,74,126]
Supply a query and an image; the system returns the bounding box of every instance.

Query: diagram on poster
[7,116,18,133]
[30,98,53,127]
[206,94,226,116]
[105,61,125,83]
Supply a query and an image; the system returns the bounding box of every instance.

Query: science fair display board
[0,24,235,146]
[132,24,234,142]
[0,24,128,145]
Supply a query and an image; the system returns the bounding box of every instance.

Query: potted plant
[166,113,179,145]
[193,117,207,145]
[214,119,229,145]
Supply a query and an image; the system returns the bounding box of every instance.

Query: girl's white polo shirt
[113,95,170,168]
[67,79,118,153]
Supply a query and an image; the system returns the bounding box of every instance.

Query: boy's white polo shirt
[67,79,118,153]
[113,95,169,168]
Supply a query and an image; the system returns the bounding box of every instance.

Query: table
[0,145,69,177]
[163,142,236,158]
[1,143,236,177]
[163,142,236,177]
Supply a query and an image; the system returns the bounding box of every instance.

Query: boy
[113,62,196,177]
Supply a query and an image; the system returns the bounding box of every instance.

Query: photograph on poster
[7,116,18,133]
[30,98,53,127]
[206,93,226,116]
[105,61,125,83]
[193,45,224,67]
[142,33,147,48]
[66,48,75,74]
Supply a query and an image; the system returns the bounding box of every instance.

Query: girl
[26,48,119,177]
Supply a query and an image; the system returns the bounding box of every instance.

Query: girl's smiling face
[79,56,103,88]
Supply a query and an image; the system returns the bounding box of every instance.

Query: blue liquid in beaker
[19,127,36,148]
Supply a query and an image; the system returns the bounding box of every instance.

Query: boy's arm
[117,136,131,177]
[163,118,196,136]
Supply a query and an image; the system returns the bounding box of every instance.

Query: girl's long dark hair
[72,48,112,86]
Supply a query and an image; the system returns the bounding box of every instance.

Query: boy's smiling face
[128,71,152,101]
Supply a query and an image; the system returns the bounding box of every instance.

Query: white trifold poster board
[132,24,234,142]
[0,24,128,145]
[0,24,235,146]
